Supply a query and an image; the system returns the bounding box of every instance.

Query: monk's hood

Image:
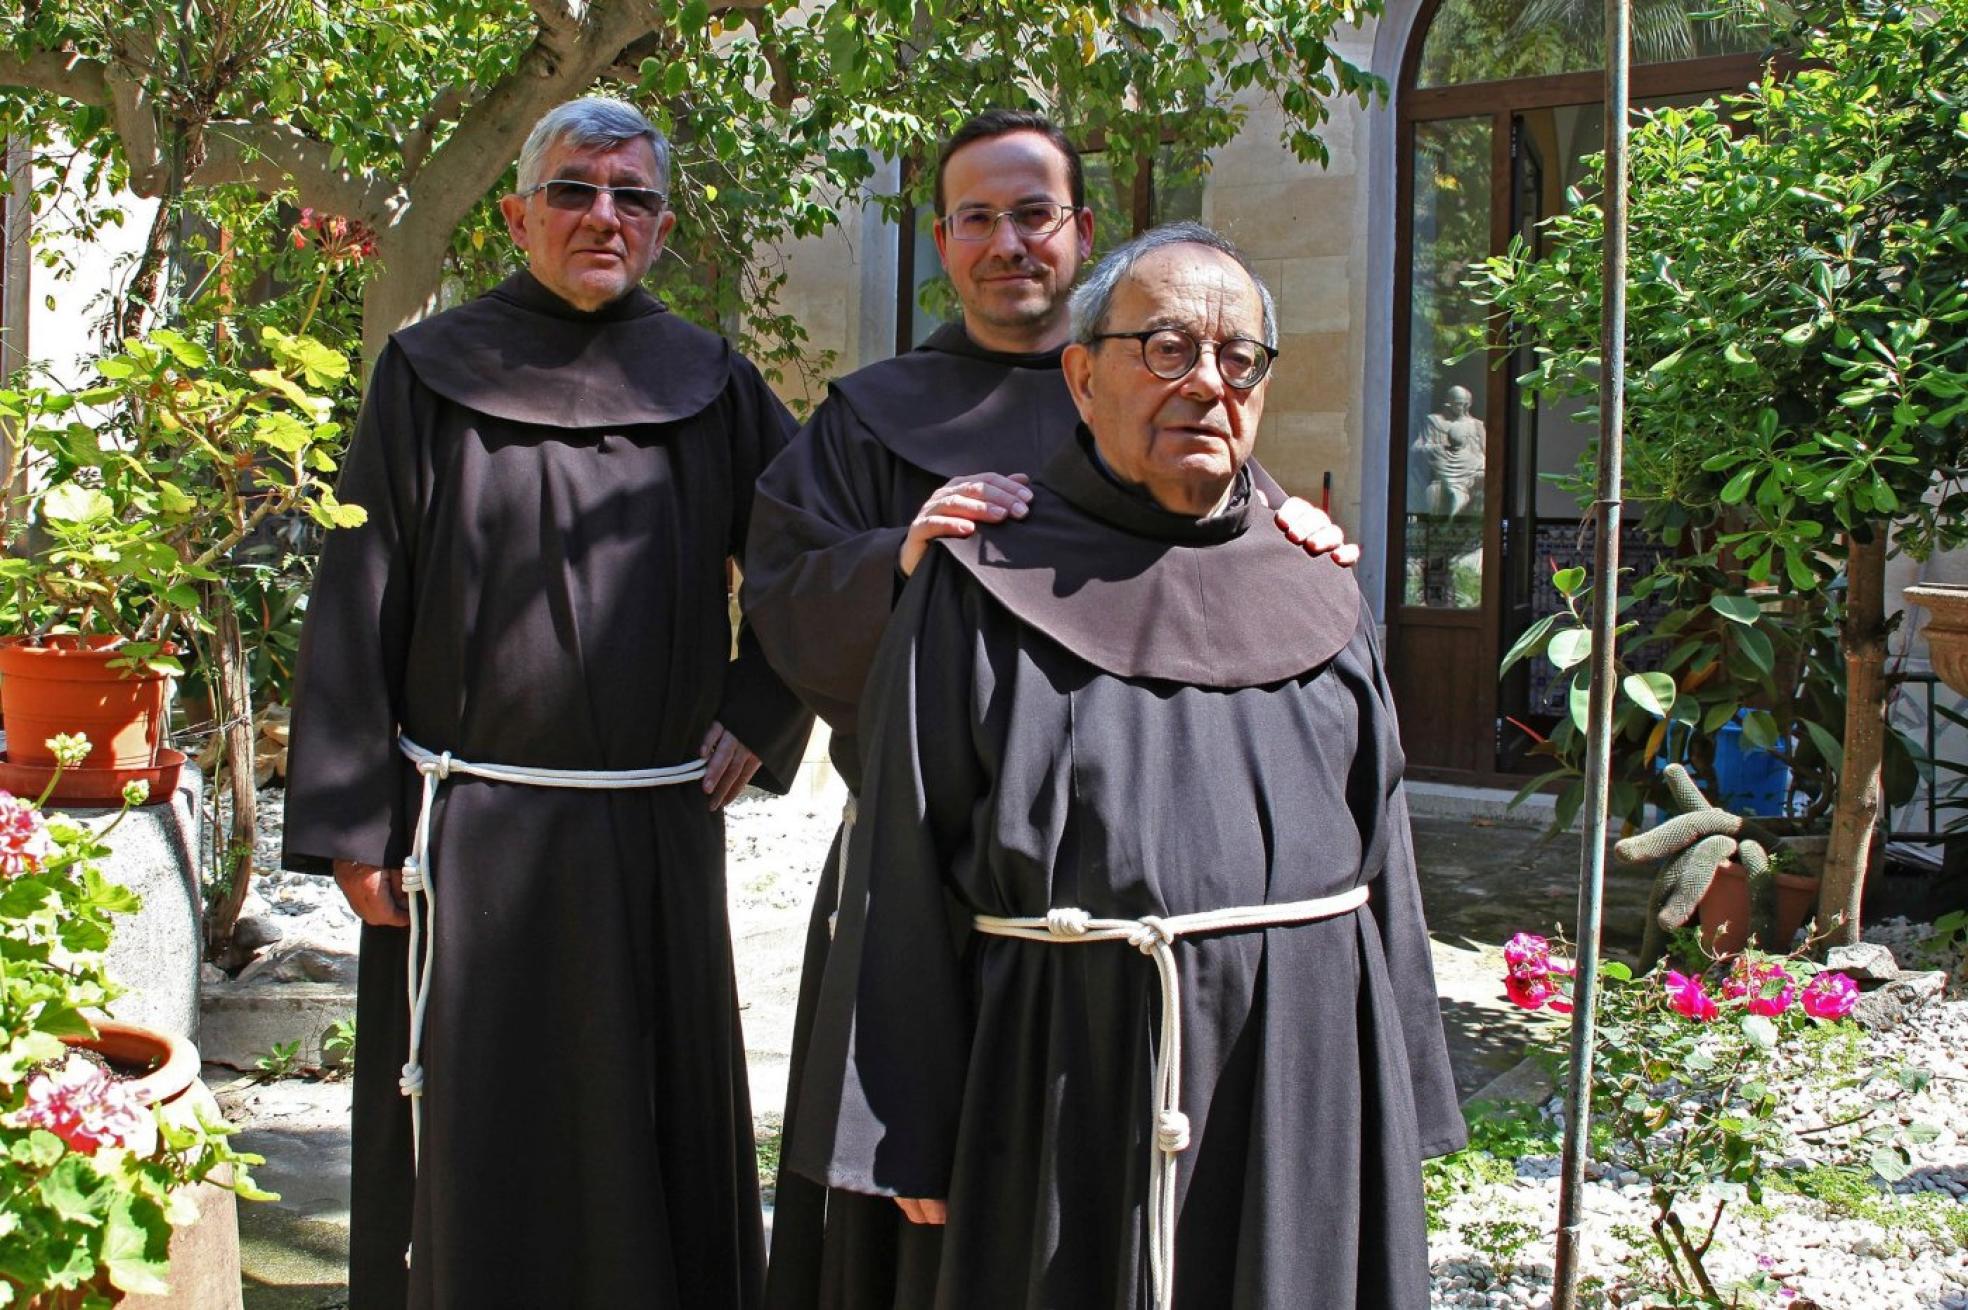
[392,271,730,428]
[827,322,1074,479]
[935,427,1361,687]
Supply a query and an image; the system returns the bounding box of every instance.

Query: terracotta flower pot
[46,1021,244,1310]
[1697,859,1820,957]
[0,636,172,769]
[0,638,179,805]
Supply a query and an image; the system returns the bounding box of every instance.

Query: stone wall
[1203,33,1382,543]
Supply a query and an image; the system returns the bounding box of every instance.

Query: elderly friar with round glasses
[282,95,812,1308]
[785,222,1464,1310]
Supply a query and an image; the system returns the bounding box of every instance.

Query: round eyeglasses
[521,179,667,219]
[1088,327,1278,389]
[940,202,1080,243]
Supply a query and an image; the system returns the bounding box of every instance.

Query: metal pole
[1552,0,1629,1298]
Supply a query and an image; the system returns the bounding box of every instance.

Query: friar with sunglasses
[743,111,1361,1310]
[282,96,812,1309]
[786,223,1463,1310]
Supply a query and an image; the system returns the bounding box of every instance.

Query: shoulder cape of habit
[936,429,1361,687]
[390,271,731,429]
[827,322,1075,479]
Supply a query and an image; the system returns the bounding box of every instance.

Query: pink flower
[6,1054,157,1157]
[1801,971,1859,1020]
[1504,932,1553,977]
[0,791,53,876]
[1723,958,1796,1016]
[1500,932,1575,1011]
[1664,970,1721,1022]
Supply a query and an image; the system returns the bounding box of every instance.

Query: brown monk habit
[283,271,812,1309]
[742,324,1304,1309]
[784,428,1465,1310]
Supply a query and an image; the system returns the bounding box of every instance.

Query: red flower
[1722,958,1796,1017]
[0,791,52,876]
[1801,971,1859,1020]
[1664,970,1720,1022]
[289,209,379,264]
[6,1055,157,1157]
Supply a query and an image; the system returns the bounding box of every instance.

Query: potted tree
[0,268,365,815]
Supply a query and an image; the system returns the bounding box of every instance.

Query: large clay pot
[1697,859,1820,956]
[1904,582,1968,697]
[0,636,172,768]
[49,1021,245,1310]
[0,637,181,806]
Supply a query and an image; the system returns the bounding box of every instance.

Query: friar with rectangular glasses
[784,223,1464,1310]
[744,109,1362,1310]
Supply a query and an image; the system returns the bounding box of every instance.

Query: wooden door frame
[1387,0,1787,784]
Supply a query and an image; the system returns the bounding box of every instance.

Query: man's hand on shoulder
[1273,495,1361,568]
[334,860,409,927]
[700,721,762,811]
[898,472,1034,577]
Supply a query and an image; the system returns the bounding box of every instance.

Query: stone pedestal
[56,762,206,1040]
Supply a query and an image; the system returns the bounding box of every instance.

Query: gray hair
[516,97,671,193]
[1068,221,1277,349]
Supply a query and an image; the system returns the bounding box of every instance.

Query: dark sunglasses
[521,179,667,219]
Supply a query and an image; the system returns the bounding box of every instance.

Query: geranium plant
[1503,933,1927,1306]
[0,735,267,1304]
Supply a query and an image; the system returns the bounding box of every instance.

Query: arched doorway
[1385,0,1786,779]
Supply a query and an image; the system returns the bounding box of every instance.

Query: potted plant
[0,258,365,810]
[0,736,268,1305]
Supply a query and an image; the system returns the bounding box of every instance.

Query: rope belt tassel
[391,735,709,1267]
[972,884,1371,1310]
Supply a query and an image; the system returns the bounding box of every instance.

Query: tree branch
[193,120,399,221]
[0,49,111,103]
[102,62,170,195]
[408,0,666,233]
[527,0,590,36]
[401,85,470,183]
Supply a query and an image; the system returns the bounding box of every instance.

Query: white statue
[1409,385,1486,519]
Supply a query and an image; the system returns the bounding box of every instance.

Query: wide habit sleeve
[280,343,425,875]
[783,550,988,1199]
[714,354,815,795]
[1354,609,1469,1159]
[740,390,913,731]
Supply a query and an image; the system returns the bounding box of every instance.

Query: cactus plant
[1615,764,1784,967]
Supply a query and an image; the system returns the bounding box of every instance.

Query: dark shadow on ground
[1437,994,1549,1101]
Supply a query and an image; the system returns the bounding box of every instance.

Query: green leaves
[1622,671,1677,718]
[261,327,348,389]
[1708,595,1761,625]
[103,1195,173,1295]
[40,484,114,527]
[1548,627,1593,671]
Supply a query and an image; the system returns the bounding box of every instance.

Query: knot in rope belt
[972,884,1370,1310]
[393,735,708,1266]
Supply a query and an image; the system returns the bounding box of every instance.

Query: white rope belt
[972,884,1371,1310]
[392,735,707,1264]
